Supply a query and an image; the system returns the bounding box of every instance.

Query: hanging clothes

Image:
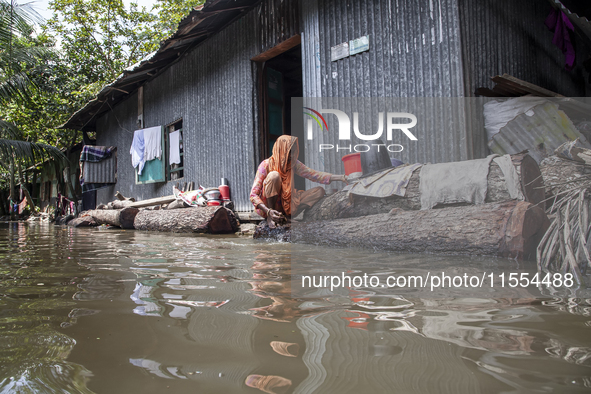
[143,126,162,162]
[169,130,181,165]
[18,199,27,214]
[545,8,575,71]
[80,145,113,162]
[130,129,146,175]
[80,145,116,193]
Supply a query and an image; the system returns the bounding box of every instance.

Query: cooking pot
[203,189,221,200]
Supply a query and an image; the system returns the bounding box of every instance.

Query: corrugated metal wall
[300,0,469,182]
[257,0,300,53]
[457,0,591,162]
[83,154,117,184]
[458,0,590,99]
[95,0,591,210]
[97,14,260,210]
[96,0,300,211]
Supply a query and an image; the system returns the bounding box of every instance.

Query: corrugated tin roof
[62,0,262,131]
[488,101,591,163]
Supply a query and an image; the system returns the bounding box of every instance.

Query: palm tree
[0,0,65,213]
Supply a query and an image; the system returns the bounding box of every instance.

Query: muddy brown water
[0,222,590,393]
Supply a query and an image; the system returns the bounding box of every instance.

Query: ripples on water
[0,222,590,393]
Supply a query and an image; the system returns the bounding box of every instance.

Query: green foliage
[0,0,45,103]
[47,0,160,87]
[0,0,66,202]
[0,0,205,198]
[153,0,205,41]
[0,1,65,167]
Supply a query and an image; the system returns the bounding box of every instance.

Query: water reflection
[0,223,95,393]
[0,223,590,393]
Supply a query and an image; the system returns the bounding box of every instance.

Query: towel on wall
[130,129,145,175]
[169,130,181,165]
[143,126,162,162]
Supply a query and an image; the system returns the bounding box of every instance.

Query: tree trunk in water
[9,161,15,212]
[67,216,98,227]
[305,153,544,221]
[17,160,35,213]
[31,170,38,205]
[133,207,238,234]
[83,207,139,229]
[64,166,77,201]
[293,201,549,259]
[20,187,35,213]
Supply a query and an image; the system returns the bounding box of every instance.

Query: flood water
[1,222,591,393]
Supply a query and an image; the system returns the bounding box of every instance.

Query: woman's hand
[258,204,284,228]
[267,209,284,222]
[330,174,349,184]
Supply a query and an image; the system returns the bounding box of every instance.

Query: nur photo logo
[304,107,418,153]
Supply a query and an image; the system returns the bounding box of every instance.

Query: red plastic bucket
[341,153,362,176]
[219,185,231,201]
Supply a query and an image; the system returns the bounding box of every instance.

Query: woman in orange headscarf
[250,135,347,228]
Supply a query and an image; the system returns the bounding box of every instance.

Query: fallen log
[539,156,591,200]
[55,214,75,225]
[110,191,137,209]
[133,206,238,234]
[304,153,544,221]
[111,200,136,209]
[128,195,176,208]
[555,139,591,165]
[67,216,98,228]
[294,201,549,259]
[83,207,139,229]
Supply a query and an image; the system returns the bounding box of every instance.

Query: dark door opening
[257,42,304,187]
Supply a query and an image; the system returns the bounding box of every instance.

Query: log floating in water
[304,153,545,221]
[83,207,139,229]
[133,206,238,234]
[294,201,549,259]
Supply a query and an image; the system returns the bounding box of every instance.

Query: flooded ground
[1,222,590,393]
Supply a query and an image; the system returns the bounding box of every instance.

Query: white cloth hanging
[169,130,181,165]
[130,129,145,175]
[143,126,162,162]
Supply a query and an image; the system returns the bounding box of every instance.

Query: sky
[29,0,160,23]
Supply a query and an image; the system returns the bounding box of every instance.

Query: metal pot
[204,189,221,200]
